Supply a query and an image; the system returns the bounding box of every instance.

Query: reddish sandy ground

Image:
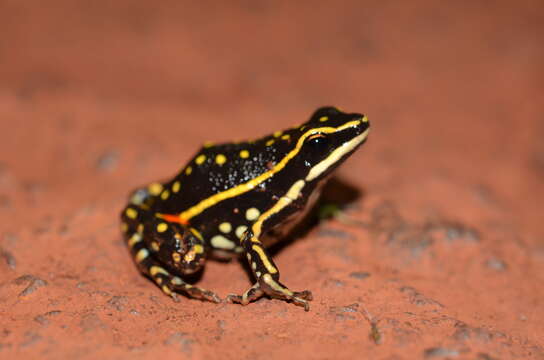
[1,2,543,359]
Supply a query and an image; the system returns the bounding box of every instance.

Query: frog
[120,106,370,311]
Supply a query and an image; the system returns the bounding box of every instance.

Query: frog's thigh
[123,206,219,303]
[127,232,220,303]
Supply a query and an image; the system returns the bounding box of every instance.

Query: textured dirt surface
[1,1,543,359]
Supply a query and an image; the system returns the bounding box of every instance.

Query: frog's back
[154,133,294,215]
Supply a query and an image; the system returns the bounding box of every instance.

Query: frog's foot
[168,276,222,303]
[227,274,313,311]
[152,271,221,303]
[225,283,264,306]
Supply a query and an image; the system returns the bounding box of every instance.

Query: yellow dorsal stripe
[171,120,362,221]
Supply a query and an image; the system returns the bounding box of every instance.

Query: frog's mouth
[305,125,369,182]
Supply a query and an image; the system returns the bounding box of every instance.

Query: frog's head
[289,107,370,183]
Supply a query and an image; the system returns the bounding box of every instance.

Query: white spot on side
[128,233,142,247]
[136,248,149,262]
[211,235,236,250]
[235,225,248,239]
[171,276,184,285]
[251,262,257,270]
[246,207,260,221]
[218,222,232,233]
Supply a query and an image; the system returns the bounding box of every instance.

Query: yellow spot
[155,277,163,285]
[215,154,227,165]
[239,150,250,159]
[161,285,173,296]
[251,245,277,274]
[273,131,282,138]
[195,154,207,165]
[219,222,232,233]
[362,115,369,123]
[211,235,235,250]
[137,224,144,233]
[193,244,204,254]
[150,265,169,276]
[148,183,163,196]
[157,222,168,233]
[319,116,329,122]
[203,141,214,148]
[185,166,192,175]
[125,208,138,219]
[281,134,290,140]
[265,139,275,146]
[128,233,142,247]
[172,252,181,263]
[246,207,260,221]
[136,248,149,262]
[121,222,128,233]
[236,225,248,239]
[172,181,181,193]
[251,262,257,270]
[151,241,160,252]
[160,190,170,200]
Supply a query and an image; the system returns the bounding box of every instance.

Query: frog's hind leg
[121,205,221,304]
[227,230,313,311]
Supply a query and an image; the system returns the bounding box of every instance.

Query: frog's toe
[225,283,264,306]
[225,294,244,305]
[293,289,313,301]
[181,285,222,303]
[258,274,313,311]
[289,293,312,311]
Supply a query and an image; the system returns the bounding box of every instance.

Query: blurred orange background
[1,2,543,359]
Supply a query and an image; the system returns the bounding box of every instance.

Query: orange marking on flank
[159,214,189,225]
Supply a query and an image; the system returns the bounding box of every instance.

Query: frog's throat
[159,118,367,223]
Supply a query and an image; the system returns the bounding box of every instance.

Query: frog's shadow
[183,177,363,286]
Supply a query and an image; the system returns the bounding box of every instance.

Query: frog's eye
[307,133,329,150]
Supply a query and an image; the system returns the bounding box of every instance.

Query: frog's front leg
[227,230,313,311]
[122,205,221,303]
